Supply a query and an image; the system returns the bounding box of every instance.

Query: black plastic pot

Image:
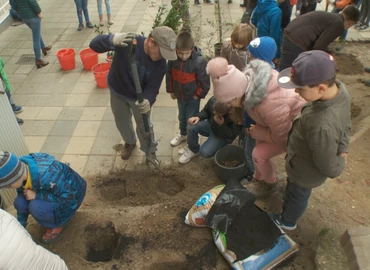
[214,145,246,184]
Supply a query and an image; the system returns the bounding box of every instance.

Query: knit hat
[0,151,25,188]
[247,37,276,67]
[207,57,249,103]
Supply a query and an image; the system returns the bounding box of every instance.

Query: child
[178,96,242,164]
[251,0,282,62]
[208,57,305,198]
[166,31,210,147]
[0,151,87,243]
[0,57,23,125]
[271,51,351,230]
[97,0,113,26]
[220,23,255,71]
[241,36,278,181]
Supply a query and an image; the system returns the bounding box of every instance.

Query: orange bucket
[56,48,75,71]
[92,63,110,88]
[79,48,98,71]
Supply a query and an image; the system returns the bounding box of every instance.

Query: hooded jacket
[196,97,241,144]
[0,209,68,270]
[244,60,305,146]
[251,0,282,59]
[220,39,250,71]
[18,153,86,226]
[166,47,210,102]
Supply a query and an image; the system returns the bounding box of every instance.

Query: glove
[135,99,151,114]
[112,32,136,47]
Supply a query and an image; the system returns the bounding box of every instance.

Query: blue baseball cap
[247,37,277,67]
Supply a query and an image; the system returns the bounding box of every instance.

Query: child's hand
[170,93,176,100]
[214,115,224,125]
[248,124,256,138]
[23,189,36,201]
[38,12,43,19]
[188,116,200,125]
[193,95,199,100]
[340,152,348,163]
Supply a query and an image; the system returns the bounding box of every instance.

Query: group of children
[165,22,351,230]
[0,19,351,256]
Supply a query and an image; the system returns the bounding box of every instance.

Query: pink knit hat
[207,57,249,103]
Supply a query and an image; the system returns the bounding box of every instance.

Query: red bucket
[92,63,110,88]
[79,48,98,71]
[56,48,75,71]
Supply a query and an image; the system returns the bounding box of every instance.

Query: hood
[191,46,203,59]
[244,59,272,109]
[255,0,279,13]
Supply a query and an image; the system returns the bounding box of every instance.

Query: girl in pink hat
[208,57,305,198]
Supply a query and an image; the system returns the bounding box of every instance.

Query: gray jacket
[286,80,351,188]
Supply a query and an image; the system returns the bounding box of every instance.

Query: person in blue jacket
[251,0,282,65]
[0,151,86,244]
[89,26,177,166]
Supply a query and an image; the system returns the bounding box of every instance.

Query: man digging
[90,27,177,166]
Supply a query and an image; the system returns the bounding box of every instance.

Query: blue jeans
[187,120,228,158]
[74,0,90,24]
[281,180,312,225]
[22,17,45,60]
[97,0,111,15]
[5,90,17,111]
[178,98,200,136]
[14,193,59,228]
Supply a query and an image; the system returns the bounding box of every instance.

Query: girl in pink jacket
[208,57,305,198]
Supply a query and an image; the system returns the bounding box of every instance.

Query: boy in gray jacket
[273,50,350,230]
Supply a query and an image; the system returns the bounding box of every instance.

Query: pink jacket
[244,60,306,146]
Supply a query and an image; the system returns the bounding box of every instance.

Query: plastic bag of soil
[213,204,299,270]
[184,185,225,227]
[205,178,256,234]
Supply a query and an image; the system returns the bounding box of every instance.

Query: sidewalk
[0,0,368,178]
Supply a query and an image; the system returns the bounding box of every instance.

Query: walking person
[97,0,113,26]
[90,27,177,166]
[74,0,94,31]
[9,0,52,69]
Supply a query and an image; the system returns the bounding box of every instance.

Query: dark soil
[334,53,364,75]
[226,204,283,261]
[220,160,241,168]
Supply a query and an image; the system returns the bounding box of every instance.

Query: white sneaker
[179,148,199,164]
[178,146,188,155]
[170,133,187,146]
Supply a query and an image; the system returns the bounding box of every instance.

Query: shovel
[128,40,161,169]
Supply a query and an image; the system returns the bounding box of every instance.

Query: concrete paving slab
[61,154,89,176]
[58,107,84,120]
[49,120,78,136]
[65,94,91,106]
[65,137,95,155]
[72,121,101,137]
[20,120,55,136]
[151,107,178,122]
[24,136,47,153]
[25,94,49,106]
[17,107,43,120]
[86,93,110,107]
[41,136,71,154]
[97,120,122,138]
[36,107,63,120]
[83,155,116,176]
[90,136,121,155]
